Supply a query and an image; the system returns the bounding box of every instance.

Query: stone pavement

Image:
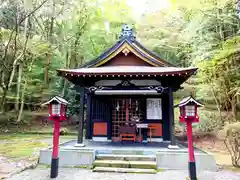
[7,167,240,180]
[0,156,38,179]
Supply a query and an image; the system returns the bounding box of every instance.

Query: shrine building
[57,25,197,145]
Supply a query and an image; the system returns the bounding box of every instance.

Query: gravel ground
[7,167,240,180]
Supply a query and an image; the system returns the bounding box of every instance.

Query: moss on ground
[0,134,48,158]
[0,133,75,158]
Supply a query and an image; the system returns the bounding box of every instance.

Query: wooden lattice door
[112,98,144,141]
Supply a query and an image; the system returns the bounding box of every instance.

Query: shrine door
[111,97,144,141]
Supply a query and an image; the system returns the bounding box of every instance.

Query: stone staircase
[92,153,157,174]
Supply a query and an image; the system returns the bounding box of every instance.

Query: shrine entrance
[111,97,145,141]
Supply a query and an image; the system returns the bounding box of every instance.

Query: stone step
[93,160,157,169]
[96,149,155,155]
[93,167,157,174]
[96,154,156,161]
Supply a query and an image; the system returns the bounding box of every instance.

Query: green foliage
[0,0,133,117]
[65,85,80,116]
[0,0,239,126]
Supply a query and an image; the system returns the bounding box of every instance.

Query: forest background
[0,0,239,149]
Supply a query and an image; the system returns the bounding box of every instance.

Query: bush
[195,109,225,133]
[224,122,240,168]
[60,127,68,135]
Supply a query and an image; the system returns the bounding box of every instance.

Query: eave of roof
[57,66,197,77]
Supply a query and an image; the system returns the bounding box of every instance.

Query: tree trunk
[0,88,8,113]
[231,98,237,122]
[211,86,223,126]
[44,0,55,89]
[44,54,50,88]
[17,78,27,122]
[15,63,23,111]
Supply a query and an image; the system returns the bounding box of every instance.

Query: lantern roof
[41,96,68,106]
[176,96,204,107]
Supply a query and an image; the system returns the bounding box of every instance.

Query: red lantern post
[42,96,68,178]
[177,96,203,180]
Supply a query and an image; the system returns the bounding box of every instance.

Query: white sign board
[146,98,162,119]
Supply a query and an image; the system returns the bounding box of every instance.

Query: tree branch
[19,0,48,25]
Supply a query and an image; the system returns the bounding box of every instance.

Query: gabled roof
[81,25,175,68]
[175,96,204,107]
[41,96,68,106]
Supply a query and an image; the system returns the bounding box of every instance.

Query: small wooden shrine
[57,25,197,145]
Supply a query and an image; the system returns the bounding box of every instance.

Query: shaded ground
[7,167,240,180]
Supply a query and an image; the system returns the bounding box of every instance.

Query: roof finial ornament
[119,24,136,41]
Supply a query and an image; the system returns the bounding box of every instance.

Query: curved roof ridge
[133,40,176,67]
[81,38,126,68]
[81,37,175,68]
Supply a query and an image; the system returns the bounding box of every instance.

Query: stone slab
[39,149,95,167]
[93,160,156,169]
[156,151,217,171]
[92,167,157,174]
[96,154,156,161]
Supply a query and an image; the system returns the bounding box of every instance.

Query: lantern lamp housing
[176,96,204,123]
[41,96,68,122]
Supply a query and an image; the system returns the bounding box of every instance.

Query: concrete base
[39,140,217,170]
[156,151,217,171]
[168,144,180,149]
[39,149,95,167]
[74,143,85,147]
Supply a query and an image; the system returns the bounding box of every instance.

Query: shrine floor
[61,140,203,154]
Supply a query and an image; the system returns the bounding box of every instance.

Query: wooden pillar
[77,87,85,144]
[86,94,92,139]
[107,100,112,140]
[168,86,178,148]
[162,93,170,141]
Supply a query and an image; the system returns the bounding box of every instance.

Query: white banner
[146,98,162,119]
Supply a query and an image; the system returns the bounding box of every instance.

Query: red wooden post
[186,121,197,180]
[186,121,195,162]
[51,120,60,178]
